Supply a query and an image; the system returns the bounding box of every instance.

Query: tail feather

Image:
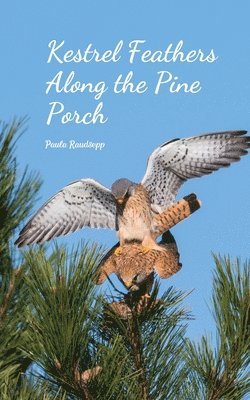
[152,193,201,237]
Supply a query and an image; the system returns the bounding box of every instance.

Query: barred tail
[152,193,201,237]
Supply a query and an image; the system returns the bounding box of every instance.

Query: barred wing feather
[15,178,117,247]
[142,130,249,211]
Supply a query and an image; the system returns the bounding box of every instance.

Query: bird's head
[120,270,153,293]
[111,178,137,205]
[119,271,140,290]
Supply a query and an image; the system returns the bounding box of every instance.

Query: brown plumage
[117,184,157,248]
[97,233,181,290]
[117,186,201,251]
[97,193,201,289]
[151,193,201,237]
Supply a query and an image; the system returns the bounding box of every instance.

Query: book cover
[1,1,249,342]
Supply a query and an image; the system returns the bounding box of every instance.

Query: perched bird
[97,231,182,291]
[15,130,249,248]
[97,193,201,290]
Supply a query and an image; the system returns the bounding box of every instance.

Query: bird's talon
[141,246,150,254]
[114,247,122,256]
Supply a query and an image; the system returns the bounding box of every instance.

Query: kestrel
[96,193,200,296]
[15,130,249,248]
[97,193,201,290]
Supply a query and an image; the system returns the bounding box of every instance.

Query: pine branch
[0,118,42,390]
[23,244,140,399]
[185,256,250,400]
[0,118,41,271]
[128,317,150,399]
[126,294,151,400]
[103,282,190,400]
[1,373,68,400]
[81,385,93,400]
[0,268,22,321]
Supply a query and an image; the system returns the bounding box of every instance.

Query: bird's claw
[114,246,122,256]
[141,246,151,254]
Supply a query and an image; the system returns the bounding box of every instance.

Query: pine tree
[0,119,42,398]
[0,120,249,399]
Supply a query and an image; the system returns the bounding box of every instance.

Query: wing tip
[14,236,32,248]
[14,238,22,248]
[233,129,249,145]
[235,130,248,136]
[14,236,31,248]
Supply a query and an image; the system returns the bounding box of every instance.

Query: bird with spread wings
[15,130,249,248]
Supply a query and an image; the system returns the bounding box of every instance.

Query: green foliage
[102,284,191,400]
[20,244,141,399]
[0,375,68,400]
[0,118,41,270]
[184,256,250,400]
[0,118,42,393]
[23,245,101,374]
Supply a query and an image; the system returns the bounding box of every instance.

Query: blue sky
[1,0,249,340]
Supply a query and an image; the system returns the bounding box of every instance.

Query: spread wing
[15,178,117,247]
[141,130,249,211]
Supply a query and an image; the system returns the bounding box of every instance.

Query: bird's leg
[114,233,125,256]
[114,246,122,256]
[141,235,165,253]
[141,246,150,254]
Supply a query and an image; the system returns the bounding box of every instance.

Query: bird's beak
[117,197,125,205]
